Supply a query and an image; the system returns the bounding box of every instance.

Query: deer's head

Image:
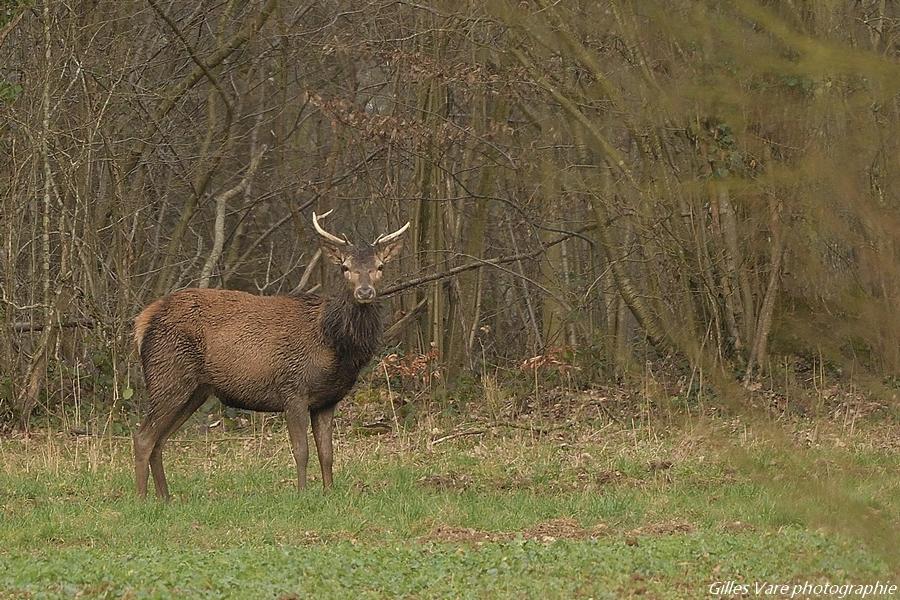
[312,210,409,304]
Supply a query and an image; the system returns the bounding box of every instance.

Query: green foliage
[0,533,886,599]
[0,81,21,104]
[1,0,28,26]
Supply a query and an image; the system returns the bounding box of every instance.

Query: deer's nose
[355,286,376,302]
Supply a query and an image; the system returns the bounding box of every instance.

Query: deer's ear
[375,238,404,264]
[321,242,346,265]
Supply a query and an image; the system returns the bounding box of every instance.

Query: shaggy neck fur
[322,290,383,371]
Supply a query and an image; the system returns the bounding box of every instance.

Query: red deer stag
[132,210,409,499]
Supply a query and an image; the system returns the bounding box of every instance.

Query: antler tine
[373,221,411,246]
[312,210,350,246]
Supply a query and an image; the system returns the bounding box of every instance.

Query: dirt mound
[521,517,610,541]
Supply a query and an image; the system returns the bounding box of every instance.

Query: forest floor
[0,396,898,599]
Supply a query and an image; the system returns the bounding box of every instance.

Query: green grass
[0,418,897,598]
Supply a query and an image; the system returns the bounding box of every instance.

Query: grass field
[1,412,897,599]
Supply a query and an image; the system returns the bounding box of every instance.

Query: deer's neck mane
[322,291,383,370]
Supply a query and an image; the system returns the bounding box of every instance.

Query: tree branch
[384,296,428,344]
[381,224,596,298]
[198,142,267,288]
[124,0,278,176]
[146,0,235,119]
[10,319,97,334]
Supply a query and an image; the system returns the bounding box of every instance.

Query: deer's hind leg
[134,343,202,500]
[134,361,202,498]
[135,389,191,499]
[134,404,177,499]
[148,386,208,500]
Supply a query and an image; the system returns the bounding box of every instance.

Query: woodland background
[1,0,898,430]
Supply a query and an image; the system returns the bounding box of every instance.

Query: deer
[132,210,409,500]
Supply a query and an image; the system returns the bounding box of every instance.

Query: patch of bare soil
[721,520,755,533]
[423,526,509,544]
[622,521,696,547]
[489,469,630,494]
[274,530,323,545]
[422,517,610,544]
[491,475,532,491]
[418,468,631,495]
[521,517,610,541]
[626,520,695,537]
[418,472,474,491]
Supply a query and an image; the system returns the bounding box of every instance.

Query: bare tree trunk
[17,0,60,429]
[40,0,52,326]
[614,224,635,375]
[560,238,578,349]
[745,196,785,383]
[540,220,566,349]
[709,183,744,357]
[508,221,543,353]
[589,194,666,349]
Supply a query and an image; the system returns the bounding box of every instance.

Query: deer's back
[136,288,335,411]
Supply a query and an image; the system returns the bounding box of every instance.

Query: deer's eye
[376,264,384,272]
[341,264,350,273]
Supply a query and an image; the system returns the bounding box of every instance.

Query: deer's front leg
[285,402,310,491]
